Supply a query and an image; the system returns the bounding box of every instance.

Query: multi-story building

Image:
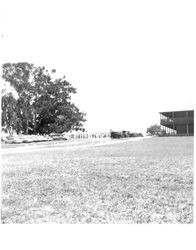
[160,110,194,135]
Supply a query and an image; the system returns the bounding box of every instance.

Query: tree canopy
[1,62,86,134]
[146,124,165,136]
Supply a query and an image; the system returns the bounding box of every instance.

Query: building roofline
[159,110,194,114]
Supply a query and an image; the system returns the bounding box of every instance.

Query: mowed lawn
[1,136,194,223]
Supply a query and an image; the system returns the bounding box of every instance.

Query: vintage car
[49,133,67,141]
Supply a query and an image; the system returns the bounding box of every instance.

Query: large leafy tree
[1,93,20,133]
[146,124,164,135]
[1,62,86,134]
[2,63,34,134]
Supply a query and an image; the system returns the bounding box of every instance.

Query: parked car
[49,133,67,141]
[4,136,23,144]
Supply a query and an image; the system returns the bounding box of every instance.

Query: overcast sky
[1,0,195,133]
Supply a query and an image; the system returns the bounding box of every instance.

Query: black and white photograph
[0,0,195,249]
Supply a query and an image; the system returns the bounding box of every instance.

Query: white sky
[0,0,195,133]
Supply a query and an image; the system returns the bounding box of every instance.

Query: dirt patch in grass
[1,136,194,223]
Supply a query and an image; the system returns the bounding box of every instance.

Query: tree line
[1,62,86,135]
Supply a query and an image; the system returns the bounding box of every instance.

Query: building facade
[160,110,194,135]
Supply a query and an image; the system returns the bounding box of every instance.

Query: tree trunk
[26,118,28,135]
[34,112,37,134]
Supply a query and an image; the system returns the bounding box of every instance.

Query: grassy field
[1,136,194,223]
